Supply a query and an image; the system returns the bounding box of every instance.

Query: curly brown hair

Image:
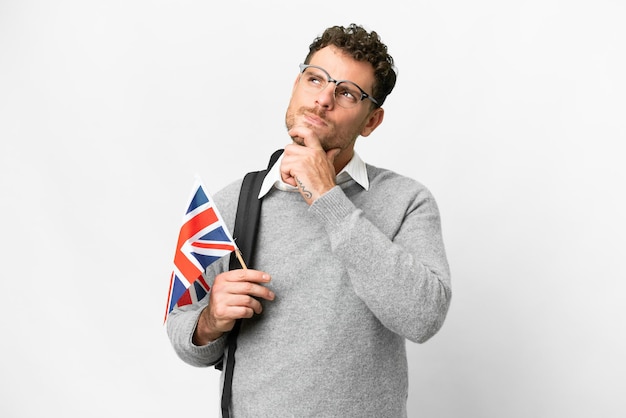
[304,24,397,107]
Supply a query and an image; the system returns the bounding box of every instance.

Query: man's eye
[337,87,357,100]
[308,75,324,85]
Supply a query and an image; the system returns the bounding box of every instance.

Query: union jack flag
[164,177,237,323]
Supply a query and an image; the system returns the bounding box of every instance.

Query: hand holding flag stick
[164,176,241,323]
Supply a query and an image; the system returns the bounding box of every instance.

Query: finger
[280,166,297,187]
[287,127,308,144]
[326,148,341,163]
[223,269,271,284]
[228,281,275,301]
[302,133,323,150]
[210,291,270,324]
[222,294,265,315]
[279,151,298,186]
[287,126,323,150]
[211,303,255,323]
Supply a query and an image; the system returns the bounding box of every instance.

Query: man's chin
[290,136,305,146]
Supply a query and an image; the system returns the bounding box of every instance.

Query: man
[167,24,451,417]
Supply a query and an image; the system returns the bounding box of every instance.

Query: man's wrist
[192,310,224,346]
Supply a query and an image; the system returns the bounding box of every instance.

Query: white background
[1,1,625,417]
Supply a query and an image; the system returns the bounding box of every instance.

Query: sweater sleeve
[165,292,229,367]
[309,180,452,343]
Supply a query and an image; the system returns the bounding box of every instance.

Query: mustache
[299,107,327,120]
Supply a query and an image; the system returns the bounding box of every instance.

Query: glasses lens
[301,67,328,92]
[334,82,361,108]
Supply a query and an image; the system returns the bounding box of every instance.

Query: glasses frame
[298,64,379,107]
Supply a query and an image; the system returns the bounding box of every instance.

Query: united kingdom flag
[164,177,237,323]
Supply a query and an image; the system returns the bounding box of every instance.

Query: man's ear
[360,107,385,137]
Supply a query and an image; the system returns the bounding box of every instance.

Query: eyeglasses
[298,64,379,108]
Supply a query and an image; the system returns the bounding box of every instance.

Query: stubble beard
[285,106,337,150]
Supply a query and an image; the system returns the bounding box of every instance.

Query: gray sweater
[167,164,451,417]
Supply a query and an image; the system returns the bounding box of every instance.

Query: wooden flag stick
[235,249,248,270]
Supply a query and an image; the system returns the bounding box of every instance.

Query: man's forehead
[308,46,375,87]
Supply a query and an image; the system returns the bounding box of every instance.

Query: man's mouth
[302,110,327,127]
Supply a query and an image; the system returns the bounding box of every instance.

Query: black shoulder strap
[220,148,283,418]
[228,147,283,270]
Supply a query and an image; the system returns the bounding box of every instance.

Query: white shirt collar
[258,151,369,199]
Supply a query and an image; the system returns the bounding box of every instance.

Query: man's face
[285,46,381,153]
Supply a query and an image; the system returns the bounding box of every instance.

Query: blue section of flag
[193,281,207,301]
[169,275,188,313]
[190,252,222,270]
[200,226,231,242]
[187,186,209,214]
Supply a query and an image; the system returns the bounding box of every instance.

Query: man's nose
[315,82,336,109]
